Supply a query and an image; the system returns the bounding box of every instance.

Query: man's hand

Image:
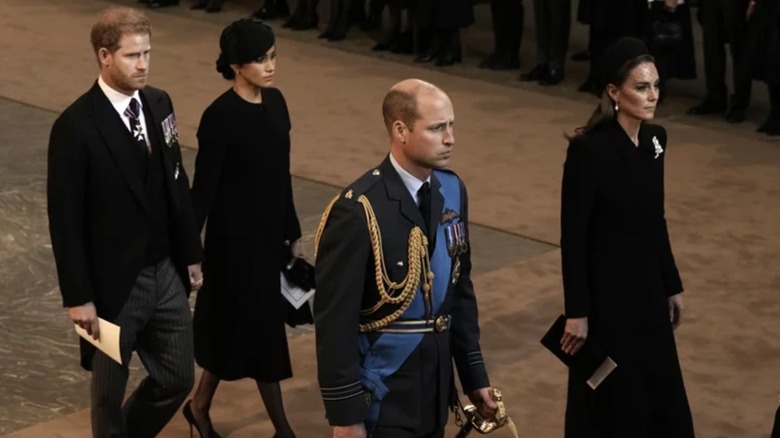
[332,423,367,438]
[69,302,99,340]
[561,317,588,355]
[188,263,203,291]
[468,387,499,421]
[668,293,684,330]
[290,239,306,260]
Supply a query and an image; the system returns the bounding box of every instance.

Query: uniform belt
[376,315,451,334]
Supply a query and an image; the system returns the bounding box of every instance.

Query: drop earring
[614,101,619,112]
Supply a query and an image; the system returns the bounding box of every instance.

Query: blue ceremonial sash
[359,170,461,431]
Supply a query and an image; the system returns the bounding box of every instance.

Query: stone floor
[0,0,779,437]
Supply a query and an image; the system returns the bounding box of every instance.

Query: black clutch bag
[540,315,617,390]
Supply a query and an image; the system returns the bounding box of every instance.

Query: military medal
[445,221,469,257]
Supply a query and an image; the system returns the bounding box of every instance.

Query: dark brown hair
[567,54,655,139]
[90,7,151,56]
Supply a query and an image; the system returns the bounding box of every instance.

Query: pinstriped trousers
[90,258,194,438]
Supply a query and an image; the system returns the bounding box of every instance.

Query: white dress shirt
[389,153,431,206]
[97,75,150,147]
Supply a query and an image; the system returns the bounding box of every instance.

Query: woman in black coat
[183,19,302,438]
[560,37,695,438]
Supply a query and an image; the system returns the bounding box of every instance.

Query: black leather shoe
[253,1,289,19]
[570,50,590,62]
[190,1,207,9]
[148,0,178,7]
[687,99,727,115]
[318,29,333,39]
[372,41,392,51]
[539,68,564,86]
[414,52,438,63]
[291,14,318,30]
[326,32,347,42]
[725,107,746,123]
[519,64,547,82]
[435,51,461,66]
[758,112,780,134]
[488,53,519,70]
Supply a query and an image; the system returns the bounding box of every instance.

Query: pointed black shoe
[182,400,222,438]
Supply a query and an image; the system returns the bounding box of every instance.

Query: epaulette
[339,167,384,202]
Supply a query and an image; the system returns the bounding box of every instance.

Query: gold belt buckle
[434,315,449,333]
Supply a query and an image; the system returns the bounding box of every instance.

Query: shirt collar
[97,75,141,113]
[389,152,431,205]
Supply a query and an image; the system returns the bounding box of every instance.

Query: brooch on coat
[652,136,664,159]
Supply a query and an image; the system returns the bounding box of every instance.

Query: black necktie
[417,181,431,232]
[124,98,150,156]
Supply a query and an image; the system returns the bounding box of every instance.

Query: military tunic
[314,156,489,436]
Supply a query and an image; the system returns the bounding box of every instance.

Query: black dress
[560,120,695,437]
[190,87,302,382]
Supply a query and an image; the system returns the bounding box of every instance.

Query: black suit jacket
[314,157,490,428]
[47,81,203,369]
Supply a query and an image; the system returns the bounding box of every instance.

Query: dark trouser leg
[701,0,729,102]
[413,0,438,60]
[532,0,550,68]
[90,264,162,437]
[547,0,571,72]
[123,259,195,437]
[505,0,524,58]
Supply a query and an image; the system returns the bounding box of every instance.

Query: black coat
[47,82,203,370]
[190,87,302,382]
[313,157,489,431]
[560,120,694,437]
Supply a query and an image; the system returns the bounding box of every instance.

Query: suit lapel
[139,89,180,209]
[380,158,427,231]
[88,83,148,211]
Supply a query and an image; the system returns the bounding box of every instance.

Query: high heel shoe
[182,400,223,438]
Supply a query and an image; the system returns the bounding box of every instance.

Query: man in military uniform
[313,79,498,438]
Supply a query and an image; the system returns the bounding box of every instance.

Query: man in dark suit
[479,0,524,70]
[519,0,571,85]
[313,79,498,438]
[47,7,203,437]
[688,0,751,121]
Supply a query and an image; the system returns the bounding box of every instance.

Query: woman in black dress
[183,19,302,438]
[559,37,695,438]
